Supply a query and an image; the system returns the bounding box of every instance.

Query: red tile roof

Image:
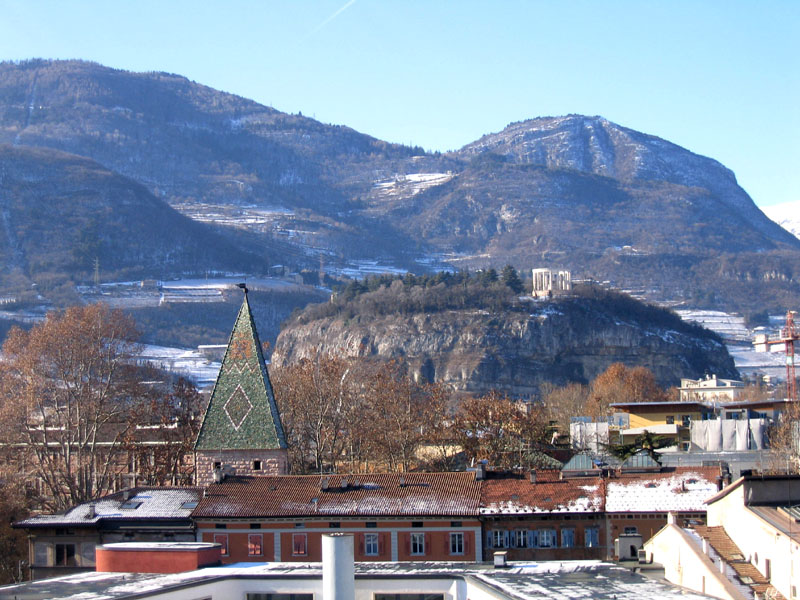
[480,466,721,515]
[480,471,604,514]
[193,472,482,519]
[693,525,785,600]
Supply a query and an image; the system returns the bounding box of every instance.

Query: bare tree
[272,353,358,474]
[125,377,205,486]
[454,390,547,469]
[0,303,142,510]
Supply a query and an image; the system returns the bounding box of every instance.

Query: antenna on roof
[237,282,248,294]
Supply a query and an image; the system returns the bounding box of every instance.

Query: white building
[645,474,800,600]
[679,375,745,403]
[531,268,571,299]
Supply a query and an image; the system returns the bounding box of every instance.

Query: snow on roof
[605,468,720,513]
[480,467,720,515]
[193,473,482,518]
[480,471,603,515]
[16,487,202,528]
[0,560,713,599]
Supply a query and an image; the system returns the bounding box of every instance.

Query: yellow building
[610,401,712,451]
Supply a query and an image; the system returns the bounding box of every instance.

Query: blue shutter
[486,531,493,549]
[530,530,539,548]
[502,530,510,548]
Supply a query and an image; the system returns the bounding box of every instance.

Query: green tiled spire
[195,288,287,450]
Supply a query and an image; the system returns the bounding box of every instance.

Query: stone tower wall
[195,449,289,487]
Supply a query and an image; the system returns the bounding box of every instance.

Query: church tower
[194,285,288,486]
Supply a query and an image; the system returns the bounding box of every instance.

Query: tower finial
[237,282,248,294]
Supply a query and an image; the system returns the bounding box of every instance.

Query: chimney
[122,490,130,501]
[399,476,406,487]
[341,477,349,489]
[475,463,486,481]
[322,534,355,600]
[702,539,710,555]
[213,467,224,484]
[529,471,537,484]
[320,476,330,491]
[87,504,96,519]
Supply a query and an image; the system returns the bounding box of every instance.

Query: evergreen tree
[501,265,525,294]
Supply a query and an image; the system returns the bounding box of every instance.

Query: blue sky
[0,1,797,207]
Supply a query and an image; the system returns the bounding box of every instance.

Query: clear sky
[0,1,797,207]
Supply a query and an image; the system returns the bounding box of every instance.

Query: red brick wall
[96,547,221,573]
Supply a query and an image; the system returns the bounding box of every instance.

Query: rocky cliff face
[273,298,737,397]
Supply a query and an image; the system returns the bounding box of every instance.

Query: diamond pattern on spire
[223,386,253,430]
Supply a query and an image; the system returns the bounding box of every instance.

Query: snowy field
[676,309,790,381]
[139,344,222,388]
[372,172,455,199]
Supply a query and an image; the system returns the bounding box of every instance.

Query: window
[366,521,377,528]
[292,533,307,556]
[55,543,77,567]
[213,461,222,469]
[511,529,527,548]
[624,526,639,535]
[585,527,600,548]
[561,528,575,548]
[253,460,262,471]
[450,532,464,555]
[329,522,340,528]
[537,529,556,548]
[248,534,263,556]
[450,521,462,528]
[34,542,50,566]
[363,533,379,556]
[213,533,228,556]
[490,529,508,549]
[665,415,675,424]
[81,543,96,566]
[681,415,691,427]
[410,532,425,556]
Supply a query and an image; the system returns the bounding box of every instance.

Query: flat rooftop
[0,561,712,600]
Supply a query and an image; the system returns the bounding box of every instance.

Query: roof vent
[213,467,224,484]
[530,471,537,484]
[399,476,406,488]
[122,490,130,501]
[321,476,330,491]
[87,504,96,519]
[341,477,349,489]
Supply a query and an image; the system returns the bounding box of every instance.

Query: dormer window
[253,460,262,471]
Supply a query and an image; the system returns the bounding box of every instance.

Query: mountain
[0,60,798,313]
[273,284,738,395]
[0,144,263,301]
[763,201,800,241]
[458,115,792,242]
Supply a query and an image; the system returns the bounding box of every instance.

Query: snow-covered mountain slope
[763,201,800,240]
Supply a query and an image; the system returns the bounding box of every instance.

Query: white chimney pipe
[322,533,354,600]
